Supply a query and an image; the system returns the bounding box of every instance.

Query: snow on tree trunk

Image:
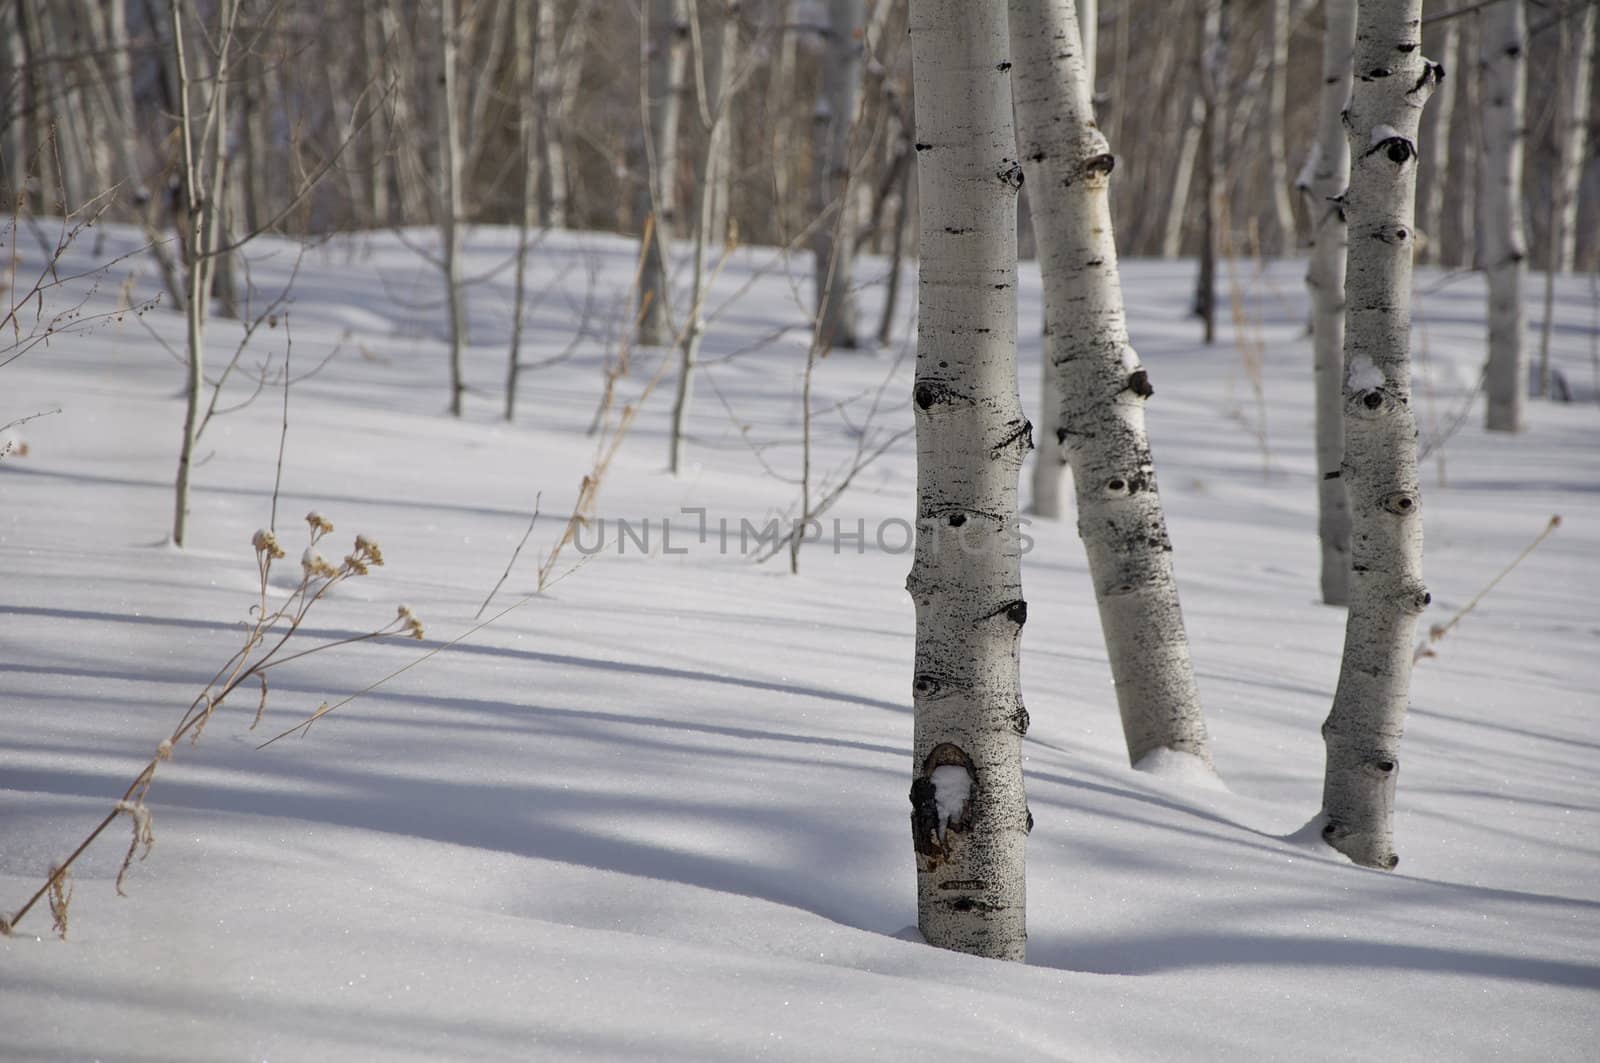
[1267,0,1298,255]
[1552,5,1594,275]
[439,0,467,417]
[813,0,864,351]
[1305,0,1355,607]
[638,0,688,348]
[906,0,1029,962]
[1011,0,1212,769]
[1319,0,1440,871]
[1417,14,1457,264]
[1479,0,1526,433]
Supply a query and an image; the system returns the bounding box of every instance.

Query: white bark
[694,1,738,249]
[670,0,739,476]
[907,0,1029,962]
[1078,0,1096,91]
[1013,0,1212,768]
[439,0,467,417]
[1320,0,1439,870]
[1480,0,1526,433]
[1160,92,1205,260]
[1417,15,1457,263]
[1452,12,1478,270]
[1552,5,1594,275]
[1196,0,1224,343]
[506,0,537,421]
[638,0,688,347]
[813,0,865,351]
[1305,0,1354,607]
[1267,0,1298,255]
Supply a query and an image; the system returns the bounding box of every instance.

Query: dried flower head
[397,604,425,640]
[306,511,334,535]
[301,549,338,579]
[353,533,384,566]
[252,528,286,559]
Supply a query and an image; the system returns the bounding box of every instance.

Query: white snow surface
[3,224,1598,1060]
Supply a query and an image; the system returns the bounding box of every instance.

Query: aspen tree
[1479,0,1526,433]
[1320,0,1440,870]
[1551,5,1595,275]
[907,0,1030,961]
[1305,0,1355,606]
[813,0,865,351]
[1417,14,1457,264]
[1267,0,1298,255]
[439,0,467,417]
[1012,0,1212,768]
[638,0,689,348]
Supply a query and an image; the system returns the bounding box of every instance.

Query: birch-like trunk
[1480,1,1526,432]
[505,0,537,421]
[693,1,738,250]
[669,0,739,476]
[1320,0,1439,870]
[1266,0,1298,255]
[907,0,1029,962]
[1013,0,1211,768]
[1195,0,1225,344]
[1160,92,1205,260]
[638,0,688,347]
[1078,0,1096,90]
[1417,15,1457,264]
[1305,0,1355,606]
[1,6,24,205]
[1551,5,1594,275]
[1452,12,1478,270]
[439,0,467,417]
[813,0,864,351]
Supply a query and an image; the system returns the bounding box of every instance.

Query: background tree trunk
[1305,0,1354,606]
[907,0,1029,963]
[1480,0,1527,433]
[439,0,468,417]
[638,0,688,347]
[1320,0,1439,870]
[1417,14,1457,264]
[1551,4,1594,275]
[1195,0,1224,343]
[813,0,865,351]
[1266,0,1297,255]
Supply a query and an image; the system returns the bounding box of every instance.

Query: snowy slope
[2,223,1597,1060]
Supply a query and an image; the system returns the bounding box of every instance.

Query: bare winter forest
[3,1,1598,1059]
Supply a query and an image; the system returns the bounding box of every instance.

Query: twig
[270,315,292,531]
[476,493,541,619]
[1415,515,1563,662]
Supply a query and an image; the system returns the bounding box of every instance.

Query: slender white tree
[1319,0,1440,870]
[1196,0,1225,343]
[1305,0,1355,606]
[1479,0,1526,433]
[1012,0,1212,768]
[1266,0,1298,255]
[1551,5,1595,275]
[638,0,688,347]
[813,0,865,351]
[1417,13,1458,264]
[439,0,468,417]
[907,0,1030,961]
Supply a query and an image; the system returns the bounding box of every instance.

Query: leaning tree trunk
[813,0,864,351]
[637,0,688,347]
[906,0,1030,962]
[1305,0,1355,606]
[1480,0,1526,433]
[1319,0,1440,870]
[439,0,468,417]
[1012,0,1212,768]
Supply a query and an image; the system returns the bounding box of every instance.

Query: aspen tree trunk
[362,0,391,226]
[1079,0,1096,90]
[439,0,467,417]
[1013,0,1212,768]
[694,1,738,250]
[1451,12,1478,270]
[768,0,799,231]
[875,159,912,346]
[1029,0,1101,521]
[1305,0,1355,607]
[505,0,537,421]
[1160,93,1205,260]
[1417,15,1457,264]
[536,0,583,229]
[669,0,739,476]
[1,8,22,203]
[379,0,431,225]
[907,0,1029,962]
[1267,0,1298,255]
[813,0,864,351]
[1196,0,1225,344]
[1480,1,1527,433]
[1552,5,1594,275]
[170,0,234,547]
[638,0,688,347]
[1320,0,1439,870]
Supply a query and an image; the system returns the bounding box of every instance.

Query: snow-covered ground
[3,221,1597,1060]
